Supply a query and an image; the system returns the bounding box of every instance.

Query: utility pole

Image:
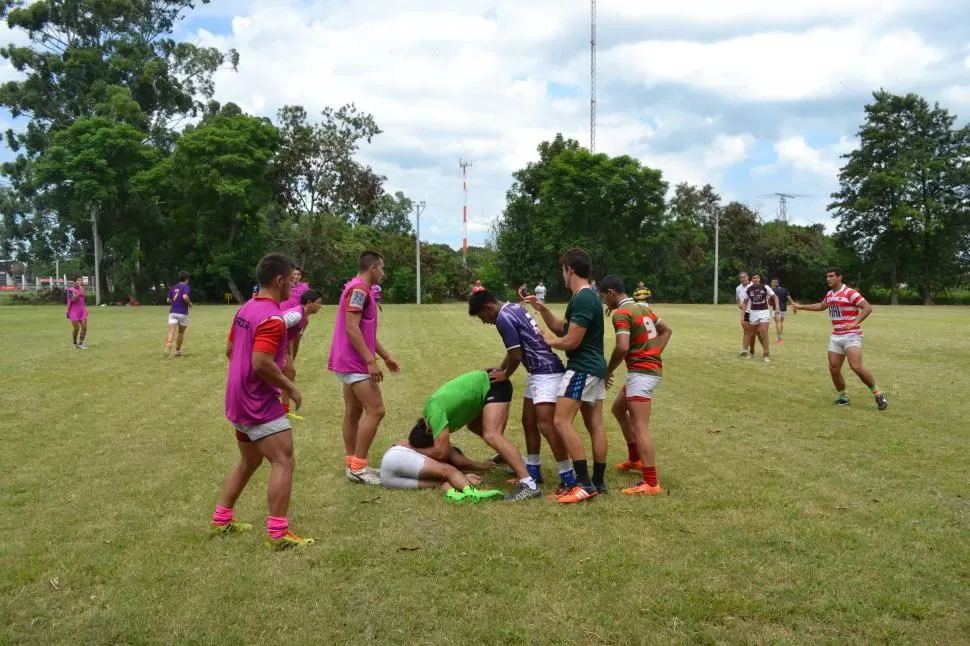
[713,206,720,305]
[459,159,473,267]
[415,200,426,305]
[91,203,101,306]
[590,0,597,152]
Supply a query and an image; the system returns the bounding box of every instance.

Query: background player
[371,282,383,311]
[633,281,651,304]
[525,247,608,504]
[742,274,777,362]
[770,278,792,344]
[165,271,192,357]
[328,251,401,485]
[280,289,323,420]
[735,272,754,357]
[211,252,313,551]
[534,280,547,304]
[599,276,672,496]
[792,268,888,410]
[468,290,574,497]
[66,276,88,349]
[517,283,529,301]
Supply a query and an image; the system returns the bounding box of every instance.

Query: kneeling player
[380,441,502,503]
[599,276,672,496]
[407,370,540,502]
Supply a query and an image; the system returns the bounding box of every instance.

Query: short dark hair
[74,276,83,282]
[300,289,322,305]
[409,419,433,448]
[559,248,592,279]
[826,267,843,277]
[178,271,189,282]
[358,250,383,271]
[468,290,498,316]
[293,266,302,273]
[256,253,295,287]
[598,275,625,294]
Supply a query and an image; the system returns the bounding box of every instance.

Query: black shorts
[484,379,513,405]
[743,312,750,323]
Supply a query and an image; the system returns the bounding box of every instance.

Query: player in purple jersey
[66,276,89,349]
[469,290,575,500]
[210,253,314,551]
[165,271,192,357]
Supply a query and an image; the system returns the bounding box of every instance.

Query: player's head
[539,280,544,286]
[256,253,296,301]
[468,290,502,324]
[825,267,843,288]
[73,276,83,286]
[408,418,433,448]
[475,280,482,286]
[751,274,762,285]
[178,271,189,283]
[598,275,626,309]
[739,271,749,284]
[300,288,323,314]
[771,278,779,288]
[638,280,645,288]
[559,247,592,286]
[292,266,303,284]
[358,250,384,284]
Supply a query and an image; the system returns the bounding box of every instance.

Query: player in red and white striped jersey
[792,268,888,410]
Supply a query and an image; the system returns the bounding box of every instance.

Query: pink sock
[267,516,288,540]
[212,505,233,526]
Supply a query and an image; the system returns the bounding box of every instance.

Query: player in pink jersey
[328,250,401,485]
[280,289,323,420]
[792,267,888,411]
[281,266,310,357]
[66,276,89,349]
[209,253,315,551]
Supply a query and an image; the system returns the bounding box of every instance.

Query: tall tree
[830,90,970,304]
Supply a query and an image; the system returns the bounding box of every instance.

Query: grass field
[1,302,968,645]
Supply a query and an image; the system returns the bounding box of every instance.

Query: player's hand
[384,356,401,375]
[367,359,384,382]
[606,372,615,389]
[467,473,484,485]
[289,386,303,411]
[487,368,507,382]
[523,295,545,311]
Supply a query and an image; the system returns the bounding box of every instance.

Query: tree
[370,190,414,236]
[495,134,667,299]
[150,112,279,302]
[830,90,970,304]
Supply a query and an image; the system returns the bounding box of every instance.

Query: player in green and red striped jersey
[598,276,673,496]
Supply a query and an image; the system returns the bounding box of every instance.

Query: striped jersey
[824,285,865,336]
[611,298,664,376]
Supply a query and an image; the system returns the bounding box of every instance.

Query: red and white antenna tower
[459,158,473,266]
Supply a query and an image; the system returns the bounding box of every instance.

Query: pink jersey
[328,277,378,374]
[225,297,287,426]
[66,287,88,321]
[824,285,865,336]
[281,305,309,343]
[281,281,309,310]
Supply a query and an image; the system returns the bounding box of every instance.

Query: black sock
[592,462,606,486]
[72,329,78,344]
[573,459,591,487]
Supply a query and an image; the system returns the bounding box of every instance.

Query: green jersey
[422,371,491,437]
[563,286,607,378]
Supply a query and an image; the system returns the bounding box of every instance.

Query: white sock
[526,454,541,466]
[556,460,572,474]
[519,476,538,490]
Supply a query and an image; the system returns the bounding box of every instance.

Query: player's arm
[550,322,586,351]
[850,297,873,326]
[182,292,192,308]
[447,447,492,472]
[525,297,566,336]
[490,347,522,382]
[413,427,452,462]
[792,300,826,312]
[251,319,299,402]
[606,313,629,378]
[225,324,235,359]
[654,318,673,353]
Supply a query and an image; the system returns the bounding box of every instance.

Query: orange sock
[349,456,368,472]
[282,402,290,413]
[345,455,353,468]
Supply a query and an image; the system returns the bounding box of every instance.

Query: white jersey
[534,285,547,301]
[736,283,751,311]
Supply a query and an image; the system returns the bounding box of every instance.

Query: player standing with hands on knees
[210,253,314,551]
[329,250,401,485]
[792,268,888,410]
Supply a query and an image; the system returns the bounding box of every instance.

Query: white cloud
[768,136,856,177]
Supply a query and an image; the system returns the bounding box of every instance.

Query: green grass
[1,303,968,645]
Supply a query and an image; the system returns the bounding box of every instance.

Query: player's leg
[165,318,177,354]
[78,319,87,347]
[470,400,540,501]
[828,348,849,405]
[520,398,544,482]
[845,345,887,410]
[622,375,662,495]
[532,400,572,488]
[612,389,642,471]
[758,322,770,359]
[775,312,784,343]
[210,433,263,535]
[341,382,364,474]
[348,379,386,483]
[72,320,80,347]
[580,399,608,491]
[553,372,596,501]
[255,426,313,549]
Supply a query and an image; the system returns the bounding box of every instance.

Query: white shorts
[624,374,662,401]
[749,310,771,325]
[232,415,291,442]
[334,372,371,386]
[380,445,427,489]
[557,370,606,404]
[828,334,863,355]
[775,310,787,320]
[168,313,189,327]
[525,373,563,405]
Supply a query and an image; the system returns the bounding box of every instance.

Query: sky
[3,0,970,250]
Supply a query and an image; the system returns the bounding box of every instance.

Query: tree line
[2,1,968,306]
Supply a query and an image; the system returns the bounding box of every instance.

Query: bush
[3,288,67,305]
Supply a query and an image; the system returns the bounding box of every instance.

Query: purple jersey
[168,282,191,315]
[225,297,287,426]
[495,303,565,375]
